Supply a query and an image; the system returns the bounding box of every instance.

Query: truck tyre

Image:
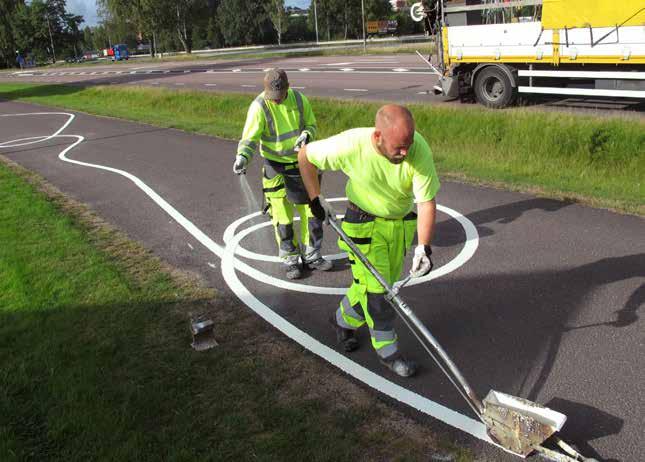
[474,66,516,109]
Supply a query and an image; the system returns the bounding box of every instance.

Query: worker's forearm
[298,146,320,200]
[416,199,436,246]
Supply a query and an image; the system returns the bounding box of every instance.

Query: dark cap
[263,68,289,100]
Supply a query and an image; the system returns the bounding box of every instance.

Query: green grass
[0,160,456,461]
[1,82,642,214]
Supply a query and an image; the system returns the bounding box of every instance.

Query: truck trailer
[412,0,645,108]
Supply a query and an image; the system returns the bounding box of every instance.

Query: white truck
[412,0,645,108]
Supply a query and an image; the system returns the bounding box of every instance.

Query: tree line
[1,0,423,68]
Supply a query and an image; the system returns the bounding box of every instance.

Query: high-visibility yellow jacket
[237,89,317,164]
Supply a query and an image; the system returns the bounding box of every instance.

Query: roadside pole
[314,0,319,44]
[361,0,366,53]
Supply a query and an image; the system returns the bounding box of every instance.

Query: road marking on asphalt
[241,84,256,88]
[326,62,352,66]
[183,70,191,73]
[204,83,217,86]
[0,113,497,456]
[298,68,310,71]
[393,68,409,72]
[340,68,355,72]
[232,68,241,72]
[344,88,368,92]
[207,262,217,269]
[187,243,194,250]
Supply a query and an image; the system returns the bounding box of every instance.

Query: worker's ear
[373,129,382,144]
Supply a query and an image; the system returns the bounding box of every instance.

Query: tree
[267,0,287,46]
[217,0,273,47]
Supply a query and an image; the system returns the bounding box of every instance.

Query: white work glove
[233,154,248,175]
[410,244,433,278]
[293,131,311,151]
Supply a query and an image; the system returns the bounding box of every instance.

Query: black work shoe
[379,355,417,377]
[285,263,303,280]
[305,256,333,271]
[329,316,359,352]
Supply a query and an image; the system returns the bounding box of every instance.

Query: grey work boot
[379,354,417,377]
[329,316,359,352]
[303,250,333,271]
[284,255,303,280]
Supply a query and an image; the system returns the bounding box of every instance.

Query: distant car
[65,55,85,64]
[111,44,129,61]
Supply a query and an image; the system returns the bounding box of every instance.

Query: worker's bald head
[373,105,416,164]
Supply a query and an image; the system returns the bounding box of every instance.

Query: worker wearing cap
[298,105,440,377]
[234,68,332,279]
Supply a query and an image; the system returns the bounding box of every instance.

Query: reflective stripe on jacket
[237,89,317,163]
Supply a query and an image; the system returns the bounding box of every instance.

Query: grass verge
[0,156,470,461]
[1,82,642,214]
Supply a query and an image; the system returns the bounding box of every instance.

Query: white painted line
[117,71,124,74]
[206,70,215,73]
[232,68,241,72]
[187,243,194,250]
[393,68,409,72]
[183,70,191,73]
[207,262,217,269]
[204,83,217,87]
[18,73,34,77]
[241,85,256,88]
[0,113,500,458]
[163,70,170,74]
[326,62,352,66]
[340,68,355,72]
[298,68,310,72]
[291,86,306,89]
[344,88,368,92]
[129,71,136,74]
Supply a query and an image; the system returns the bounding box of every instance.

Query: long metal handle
[328,214,485,417]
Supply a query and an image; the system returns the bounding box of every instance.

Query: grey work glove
[410,244,433,278]
[233,154,248,175]
[293,131,311,151]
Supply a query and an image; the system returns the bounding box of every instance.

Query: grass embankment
[1,82,642,214]
[0,159,466,460]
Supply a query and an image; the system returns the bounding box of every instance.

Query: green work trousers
[335,207,417,360]
[262,159,323,262]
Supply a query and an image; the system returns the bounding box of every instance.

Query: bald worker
[298,105,440,377]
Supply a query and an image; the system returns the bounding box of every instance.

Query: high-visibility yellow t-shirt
[306,128,440,219]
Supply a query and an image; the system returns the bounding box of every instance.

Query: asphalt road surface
[1,100,643,462]
[3,54,645,115]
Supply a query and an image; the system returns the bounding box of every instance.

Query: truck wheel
[474,66,516,109]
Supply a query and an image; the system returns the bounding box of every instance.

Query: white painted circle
[223,200,479,293]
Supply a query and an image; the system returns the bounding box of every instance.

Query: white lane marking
[18,73,34,77]
[204,84,217,87]
[163,70,170,74]
[0,112,495,453]
[326,62,353,66]
[344,88,368,92]
[340,68,355,72]
[183,70,191,73]
[232,69,241,72]
[393,68,409,72]
[207,262,217,269]
[299,68,310,72]
[187,243,194,250]
[291,86,306,89]
[222,219,491,447]
[241,85,256,88]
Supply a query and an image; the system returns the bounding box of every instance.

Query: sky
[66,0,312,28]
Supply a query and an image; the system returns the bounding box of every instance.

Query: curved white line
[0,111,496,451]
[0,112,74,148]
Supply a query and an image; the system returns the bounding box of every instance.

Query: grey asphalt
[1,99,643,462]
[3,54,645,115]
